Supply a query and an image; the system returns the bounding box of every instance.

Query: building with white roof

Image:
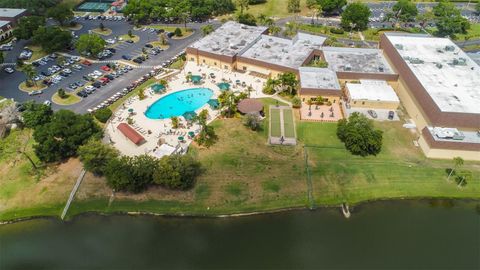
[237,33,326,76]
[298,67,341,103]
[0,8,27,24]
[345,80,400,110]
[380,32,480,160]
[186,21,267,70]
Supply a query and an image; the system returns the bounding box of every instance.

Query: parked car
[145,43,153,48]
[122,55,132,60]
[43,100,51,106]
[92,81,102,88]
[29,90,43,96]
[82,60,92,66]
[367,110,378,119]
[77,90,88,97]
[4,67,15,74]
[388,111,395,120]
[101,65,111,72]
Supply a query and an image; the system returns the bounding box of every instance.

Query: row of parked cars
[77,64,133,98]
[80,15,125,21]
[89,67,163,113]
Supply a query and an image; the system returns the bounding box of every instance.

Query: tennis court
[270,108,282,137]
[77,2,111,12]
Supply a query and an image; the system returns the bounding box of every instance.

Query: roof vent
[444,45,455,52]
[395,44,403,50]
[436,63,442,69]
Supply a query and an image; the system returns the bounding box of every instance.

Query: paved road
[0,19,212,113]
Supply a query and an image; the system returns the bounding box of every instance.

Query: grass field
[247,0,310,18]
[52,92,81,105]
[270,108,281,137]
[283,109,295,138]
[1,98,479,221]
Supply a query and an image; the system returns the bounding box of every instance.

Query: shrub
[94,107,113,123]
[153,155,202,190]
[292,96,302,108]
[330,28,345,34]
[57,88,67,99]
[243,113,262,131]
[337,112,383,156]
[174,27,182,37]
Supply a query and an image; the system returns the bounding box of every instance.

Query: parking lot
[0,17,211,113]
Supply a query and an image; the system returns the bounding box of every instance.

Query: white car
[29,90,43,96]
[4,67,15,74]
[43,100,51,106]
[93,70,102,76]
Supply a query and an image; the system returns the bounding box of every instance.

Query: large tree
[105,154,158,193]
[336,112,383,156]
[0,52,3,64]
[78,139,119,176]
[318,0,346,15]
[278,72,299,95]
[21,101,53,128]
[153,155,202,190]
[433,0,470,38]
[32,26,72,53]
[33,110,102,162]
[46,3,73,26]
[21,64,37,87]
[390,0,418,24]
[287,0,300,13]
[75,34,106,57]
[13,16,45,40]
[340,2,371,31]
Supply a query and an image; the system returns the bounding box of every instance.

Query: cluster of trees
[194,109,217,147]
[21,103,102,162]
[432,0,470,38]
[336,112,383,156]
[78,139,202,192]
[123,0,235,24]
[218,90,248,117]
[446,157,472,188]
[0,0,60,15]
[262,72,299,96]
[340,2,371,31]
[10,3,75,54]
[75,34,106,56]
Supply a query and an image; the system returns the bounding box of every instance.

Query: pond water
[1,200,479,269]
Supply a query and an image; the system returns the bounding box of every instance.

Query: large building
[186,22,480,160]
[0,8,27,24]
[0,20,12,41]
[380,32,480,160]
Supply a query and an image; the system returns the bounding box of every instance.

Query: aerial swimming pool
[144,88,214,119]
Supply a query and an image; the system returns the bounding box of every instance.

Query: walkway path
[60,169,86,220]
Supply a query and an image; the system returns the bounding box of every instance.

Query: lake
[1,200,479,269]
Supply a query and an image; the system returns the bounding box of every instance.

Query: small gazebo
[182,111,197,121]
[237,98,264,115]
[207,99,220,110]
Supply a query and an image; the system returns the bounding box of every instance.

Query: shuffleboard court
[269,105,297,145]
[270,108,282,137]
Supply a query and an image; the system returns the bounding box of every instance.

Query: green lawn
[247,0,310,18]
[282,109,295,138]
[456,23,480,41]
[298,121,480,206]
[270,108,281,137]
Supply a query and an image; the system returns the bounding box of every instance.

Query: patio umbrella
[182,111,197,121]
[217,82,230,91]
[188,131,195,138]
[191,75,202,84]
[178,136,184,141]
[128,108,134,113]
[207,99,220,109]
[151,84,165,93]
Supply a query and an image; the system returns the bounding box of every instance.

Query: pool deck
[106,62,271,157]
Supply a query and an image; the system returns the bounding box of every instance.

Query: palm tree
[159,79,168,88]
[22,64,37,87]
[447,157,464,181]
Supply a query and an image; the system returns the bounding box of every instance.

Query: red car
[100,77,110,83]
[100,65,111,72]
[82,60,92,66]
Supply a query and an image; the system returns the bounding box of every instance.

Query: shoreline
[2,197,479,225]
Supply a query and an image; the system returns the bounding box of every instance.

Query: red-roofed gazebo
[117,123,145,145]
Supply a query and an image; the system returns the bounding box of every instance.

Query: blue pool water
[145,88,213,119]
